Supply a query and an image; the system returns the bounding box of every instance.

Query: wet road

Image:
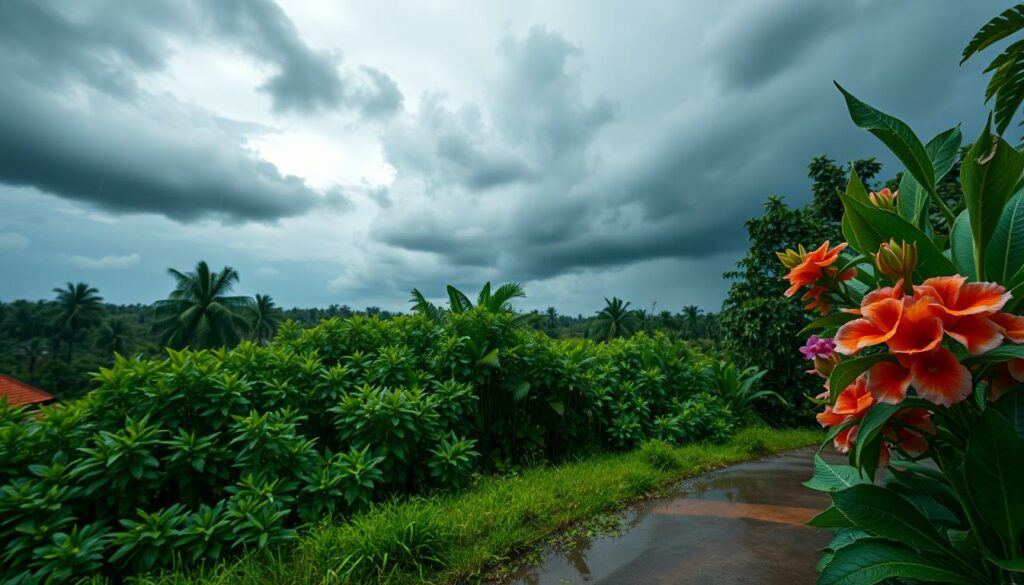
[511,447,832,585]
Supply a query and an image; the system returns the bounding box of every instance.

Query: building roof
[0,374,55,407]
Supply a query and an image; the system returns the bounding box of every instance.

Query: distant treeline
[0,271,719,400]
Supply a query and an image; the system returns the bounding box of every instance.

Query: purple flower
[800,335,835,361]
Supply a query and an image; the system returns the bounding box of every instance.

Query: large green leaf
[925,126,963,184]
[987,191,1024,287]
[852,403,901,479]
[896,172,929,228]
[961,118,1024,280]
[809,505,855,528]
[818,541,973,585]
[831,484,952,555]
[840,192,955,279]
[804,454,866,493]
[836,84,935,197]
[993,388,1024,438]
[950,210,979,281]
[965,409,1024,552]
[962,5,1024,64]
[828,354,896,403]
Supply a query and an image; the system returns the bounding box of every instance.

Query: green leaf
[962,5,1024,64]
[925,126,963,184]
[965,409,1024,552]
[831,484,952,555]
[992,387,1024,438]
[799,312,858,336]
[839,192,955,279]
[896,172,929,228]
[987,191,1024,288]
[548,400,565,416]
[950,210,979,281]
[804,454,866,492]
[809,505,854,528]
[818,541,974,585]
[829,354,896,403]
[961,117,1024,280]
[836,83,935,196]
[510,380,530,401]
[852,403,901,479]
[964,344,1024,365]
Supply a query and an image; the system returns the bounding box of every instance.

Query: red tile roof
[0,374,54,407]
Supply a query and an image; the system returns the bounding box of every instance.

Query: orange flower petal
[990,312,1024,343]
[834,425,856,453]
[908,348,972,407]
[833,377,873,416]
[943,315,1004,355]
[915,275,967,307]
[1008,358,1024,383]
[816,407,845,428]
[867,361,912,404]
[951,281,1011,316]
[887,314,943,355]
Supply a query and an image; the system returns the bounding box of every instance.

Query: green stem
[930,188,956,228]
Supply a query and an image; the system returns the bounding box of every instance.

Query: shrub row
[0,309,733,583]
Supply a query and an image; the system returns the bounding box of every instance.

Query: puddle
[509,448,834,585]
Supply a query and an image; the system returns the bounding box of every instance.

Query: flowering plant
[790,85,1024,585]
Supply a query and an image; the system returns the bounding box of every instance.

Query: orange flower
[885,408,933,456]
[867,347,971,407]
[783,241,847,297]
[990,312,1024,343]
[834,297,904,354]
[915,276,1010,317]
[816,376,873,452]
[989,363,1021,402]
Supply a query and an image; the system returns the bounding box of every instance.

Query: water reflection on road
[511,448,833,585]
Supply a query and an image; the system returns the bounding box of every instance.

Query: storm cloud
[0,0,400,222]
[0,0,1008,313]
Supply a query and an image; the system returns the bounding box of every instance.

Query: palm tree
[51,282,105,362]
[18,338,46,376]
[545,306,559,328]
[682,305,704,338]
[249,294,281,344]
[153,261,253,349]
[590,297,641,341]
[410,282,527,320]
[95,318,132,355]
[658,310,675,331]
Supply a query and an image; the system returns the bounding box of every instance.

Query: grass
[124,427,821,585]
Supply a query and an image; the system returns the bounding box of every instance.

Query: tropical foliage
[0,300,741,582]
[153,262,253,350]
[791,72,1024,583]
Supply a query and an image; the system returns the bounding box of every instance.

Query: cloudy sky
[0,0,1005,315]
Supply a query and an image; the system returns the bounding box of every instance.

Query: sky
[0,0,1006,315]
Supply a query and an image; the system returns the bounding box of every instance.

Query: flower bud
[868,188,898,211]
[872,239,917,285]
[776,245,806,269]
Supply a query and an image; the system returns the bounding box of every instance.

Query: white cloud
[65,253,141,270]
[255,266,280,276]
[0,232,29,251]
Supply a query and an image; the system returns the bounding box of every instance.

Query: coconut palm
[545,306,559,328]
[682,305,704,338]
[95,318,132,355]
[249,294,281,344]
[51,282,105,362]
[589,297,641,341]
[153,261,252,349]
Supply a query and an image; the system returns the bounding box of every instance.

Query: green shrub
[0,308,742,582]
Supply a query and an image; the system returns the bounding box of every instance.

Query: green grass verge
[123,427,821,585]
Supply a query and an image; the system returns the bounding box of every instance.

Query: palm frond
[962,4,1024,64]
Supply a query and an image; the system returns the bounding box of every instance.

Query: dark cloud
[0,0,400,222]
[201,0,402,116]
[372,2,997,291]
[704,0,846,91]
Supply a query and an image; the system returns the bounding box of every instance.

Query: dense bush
[0,307,734,582]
